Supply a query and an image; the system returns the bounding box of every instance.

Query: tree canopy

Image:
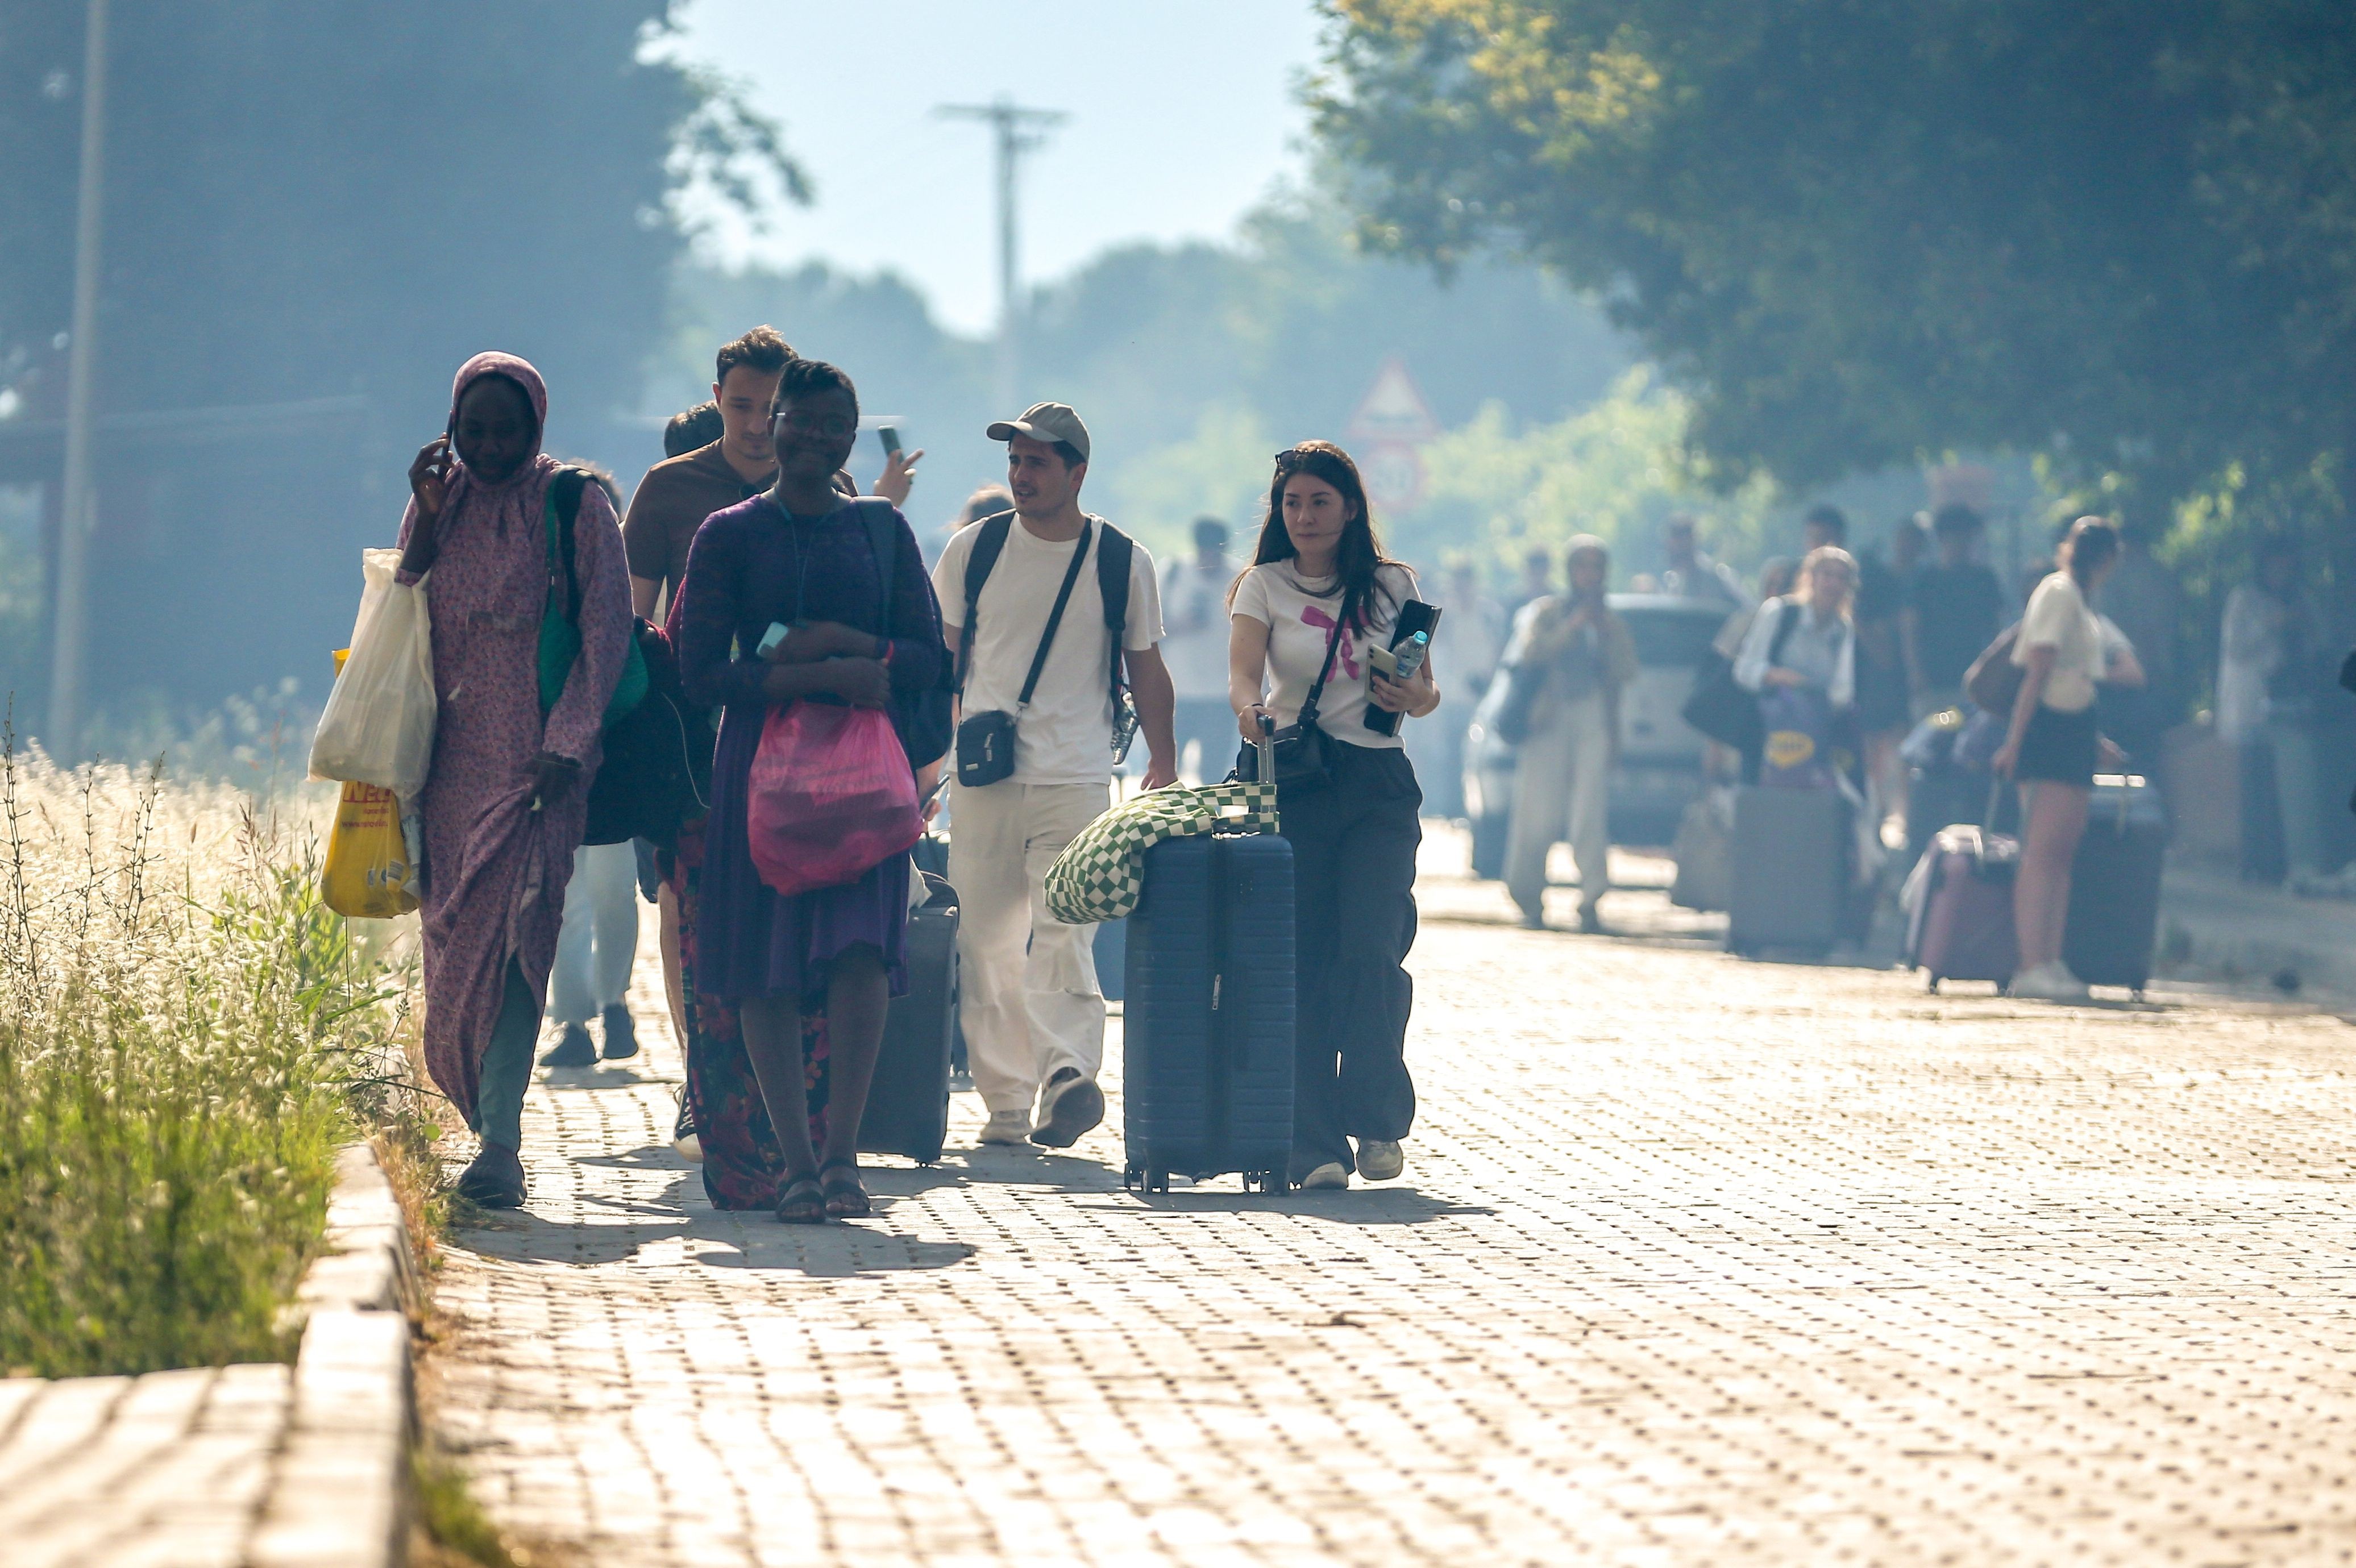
[1312,0,2356,529]
[0,1,795,730]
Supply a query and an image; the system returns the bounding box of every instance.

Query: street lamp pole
[48,0,110,757]
[936,97,1066,411]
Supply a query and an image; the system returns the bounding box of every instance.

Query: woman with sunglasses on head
[1228,442,1441,1191]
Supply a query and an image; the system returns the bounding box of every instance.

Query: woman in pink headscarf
[395,352,631,1207]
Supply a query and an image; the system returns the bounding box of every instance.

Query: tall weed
[0,726,417,1377]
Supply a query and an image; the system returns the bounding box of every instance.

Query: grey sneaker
[1029,1067,1105,1148]
[978,1109,1033,1145]
[1299,1162,1350,1190]
[1356,1138,1405,1182]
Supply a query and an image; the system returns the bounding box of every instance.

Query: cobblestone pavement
[430,835,2356,1566]
[0,1364,292,1567]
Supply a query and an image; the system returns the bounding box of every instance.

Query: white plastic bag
[309,548,437,803]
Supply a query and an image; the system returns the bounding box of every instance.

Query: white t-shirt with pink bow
[1231,560,1419,750]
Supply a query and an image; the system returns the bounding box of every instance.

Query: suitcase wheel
[1245,1170,1290,1195]
[1926,975,1942,994]
[1148,1170,1170,1195]
[1122,1167,1142,1193]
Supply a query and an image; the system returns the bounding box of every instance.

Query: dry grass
[0,723,429,1377]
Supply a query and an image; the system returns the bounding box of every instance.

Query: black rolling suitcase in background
[1122,734,1294,1195]
[858,869,958,1163]
[1727,786,1851,955]
[2063,773,2168,997]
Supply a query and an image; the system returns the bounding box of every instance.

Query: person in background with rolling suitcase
[1502,536,1636,934]
[1230,442,1441,1191]
[933,402,1178,1151]
[1734,546,1858,730]
[1992,517,2143,1002]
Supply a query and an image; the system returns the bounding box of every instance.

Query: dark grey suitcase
[2062,773,2168,997]
[1121,832,1295,1194]
[858,870,957,1163]
[1728,786,1850,955]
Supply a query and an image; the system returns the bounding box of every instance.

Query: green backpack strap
[538,466,647,722]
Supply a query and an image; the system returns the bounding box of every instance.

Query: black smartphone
[879,425,904,460]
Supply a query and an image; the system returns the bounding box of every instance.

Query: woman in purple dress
[674,359,946,1222]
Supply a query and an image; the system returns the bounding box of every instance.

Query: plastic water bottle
[1390,630,1431,681]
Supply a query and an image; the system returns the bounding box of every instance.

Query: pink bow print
[1302,605,1361,680]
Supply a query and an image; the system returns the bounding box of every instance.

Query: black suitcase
[1121,831,1295,1195]
[858,870,957,1163]
[1728,786,1850,955]
[2063,773,2168,997]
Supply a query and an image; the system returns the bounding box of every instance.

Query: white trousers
[547,841,639,1026]
[948,780,1109,1113]
[1505,693,1614,918]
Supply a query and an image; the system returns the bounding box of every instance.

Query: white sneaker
[1299,1162,1350,1189]
[977,1109,1033,1145]
[2010,960,2091,1002]
[1356,1139,1405,1182]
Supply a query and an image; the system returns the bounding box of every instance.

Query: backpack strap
[955,510,1016,693]
[858,497,898,630]
[550,467,591,622]
[1094,518,1135,708]
[1765,595,1802,669]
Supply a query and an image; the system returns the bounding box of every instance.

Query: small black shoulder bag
[1235,604,1348,793]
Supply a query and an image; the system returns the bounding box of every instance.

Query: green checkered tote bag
[1044,777,1279,925]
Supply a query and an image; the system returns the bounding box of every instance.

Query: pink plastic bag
[746,702,923,898]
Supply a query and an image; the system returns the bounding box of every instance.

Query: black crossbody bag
[1235,608,1348,793]
[954,519,1096,787]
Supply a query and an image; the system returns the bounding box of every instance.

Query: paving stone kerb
[433,885,2356,1567]
[0,1142,417,1568]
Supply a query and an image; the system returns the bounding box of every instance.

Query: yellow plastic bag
[322,780,419,918]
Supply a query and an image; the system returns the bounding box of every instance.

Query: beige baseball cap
[985,401,1090,463]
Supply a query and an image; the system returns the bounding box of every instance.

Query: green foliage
[646,192,1628,547]
[0,3,802,731]
[1313,0,2356,533]
[1107,405,1279,562]
[0,740,412,1377]
[411,1444,522,1568]
[1403,368,1776,578]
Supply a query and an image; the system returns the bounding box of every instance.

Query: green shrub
[0,732,413,1377]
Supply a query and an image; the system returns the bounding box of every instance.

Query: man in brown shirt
[624,325,920,618]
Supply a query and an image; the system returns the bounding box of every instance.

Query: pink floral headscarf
[443,350,557,539]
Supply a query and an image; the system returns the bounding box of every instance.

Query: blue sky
[654,0,1328,336]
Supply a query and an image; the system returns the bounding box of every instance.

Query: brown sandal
[818,1159,870,1219]
[776,1173,826,1225]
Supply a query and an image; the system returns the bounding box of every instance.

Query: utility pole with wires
[936,97,1066,410]
[48,0,110,758]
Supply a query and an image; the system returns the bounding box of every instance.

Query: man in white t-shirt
[1158,517,1238,781]
[932,402,1176,1149]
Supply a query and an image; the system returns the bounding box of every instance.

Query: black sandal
[776,1172,826,1225]
[818,1158,870,1219]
